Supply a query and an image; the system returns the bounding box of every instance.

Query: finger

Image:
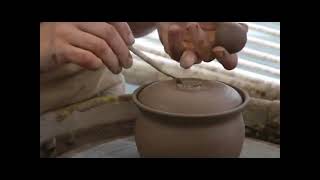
[195,58,203,64]
[109,22,135,45]
[61,44,104,71]
[203,56,216,62]
[156,23,169,52]
[168,24,184,61]
[199,22,219,46]
[76,22,132,69]
[198,22,219,30]
[127,51,133,68]
[180,50,198,69]
[186,22,211,61]
[212,46,238,70]
[64,29,122,73]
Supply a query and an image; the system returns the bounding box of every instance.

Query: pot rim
[132,79,250,119]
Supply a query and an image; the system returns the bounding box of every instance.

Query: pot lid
[137,78,243,115]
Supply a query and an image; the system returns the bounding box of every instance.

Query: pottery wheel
[64,137,280,158]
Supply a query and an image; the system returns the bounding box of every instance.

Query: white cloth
[40,64,125,114]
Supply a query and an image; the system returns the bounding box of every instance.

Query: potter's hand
[157,22,248,70]
[40,22,135,74]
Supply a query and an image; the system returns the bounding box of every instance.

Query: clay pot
[132,78,250,157]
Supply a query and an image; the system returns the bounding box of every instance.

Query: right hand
[40,22,135,74]
[157,22,248,70]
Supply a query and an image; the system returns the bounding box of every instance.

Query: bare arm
[127,22,157,38]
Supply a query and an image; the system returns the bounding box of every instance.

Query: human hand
[157,22,248,70]
[40,22,135,74]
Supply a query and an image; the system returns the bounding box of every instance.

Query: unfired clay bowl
[132,78,250,158]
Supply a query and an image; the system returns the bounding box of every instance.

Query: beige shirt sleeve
[40,64,125,114]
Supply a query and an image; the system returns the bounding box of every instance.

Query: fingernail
[125,55,133,69]
[214,50,225,58]
[180,51,197,69]
[128,32,135,45]
[114,67,122,74]
[180,61,192,69]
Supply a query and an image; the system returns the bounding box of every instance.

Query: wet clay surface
[138,78,243,115]
[133,79,250,157]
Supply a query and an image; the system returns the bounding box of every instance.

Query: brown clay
[215,22,248,54]
[133,78,250,157]
[138,79,242,115]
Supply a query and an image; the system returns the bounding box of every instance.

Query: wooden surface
[63,136,280,158]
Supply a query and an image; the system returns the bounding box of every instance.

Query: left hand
[157,22,248,70]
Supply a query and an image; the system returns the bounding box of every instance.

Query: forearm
[40,23,61,73]
[127,22,157,38]
[40,23,53,72]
